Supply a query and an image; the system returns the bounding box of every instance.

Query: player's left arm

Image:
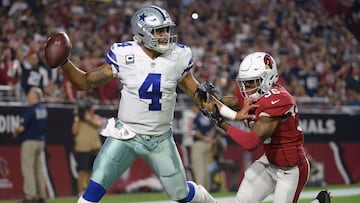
[219,115,282,151]
[178,72,257,121]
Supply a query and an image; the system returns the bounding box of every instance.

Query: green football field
[1,184,359,203]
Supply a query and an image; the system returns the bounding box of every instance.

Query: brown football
[44,32,72,68]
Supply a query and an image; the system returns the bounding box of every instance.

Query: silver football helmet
[236,52,279,101]
[131,5,177,53]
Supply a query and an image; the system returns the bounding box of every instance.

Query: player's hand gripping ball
[44,32,72,68]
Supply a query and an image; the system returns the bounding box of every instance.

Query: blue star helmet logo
[139,13,146,21]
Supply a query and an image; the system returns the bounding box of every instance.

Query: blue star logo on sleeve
[139,13,146,21]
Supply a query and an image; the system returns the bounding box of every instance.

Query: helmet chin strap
[133,36,143,45]
[158,43,170,52]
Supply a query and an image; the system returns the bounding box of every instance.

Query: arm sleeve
[226,125,262,151]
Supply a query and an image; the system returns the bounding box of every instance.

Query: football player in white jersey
[49,5,257,203]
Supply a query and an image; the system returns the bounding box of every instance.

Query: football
[44,32,72,68]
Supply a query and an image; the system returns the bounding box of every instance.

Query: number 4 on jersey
[138,73,162,111]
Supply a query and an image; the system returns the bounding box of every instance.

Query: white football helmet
[131,5,177,53]
[236,52,278,101]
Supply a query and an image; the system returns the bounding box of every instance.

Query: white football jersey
[106,41,193,135]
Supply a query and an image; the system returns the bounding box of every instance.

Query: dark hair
[78,107,86,120]
[77,100,93,120]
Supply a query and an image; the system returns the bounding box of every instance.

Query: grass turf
[0,184,359,203]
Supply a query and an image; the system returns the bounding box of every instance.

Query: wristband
[220,105,237,120]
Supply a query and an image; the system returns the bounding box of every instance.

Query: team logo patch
[264,54,273,69]
[125,55,135,64]
[0,156,12,189]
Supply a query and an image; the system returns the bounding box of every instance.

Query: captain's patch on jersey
[125,55,135,64]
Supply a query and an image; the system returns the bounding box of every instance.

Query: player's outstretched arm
[62,61,113,91]
[219,95,241,111]
[178,72,257,121]
[202,103,282,151]
[210,109,281,151]
[178,72,227,115]
[45,32,114,91]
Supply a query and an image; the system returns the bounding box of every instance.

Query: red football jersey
[235,84,306,167]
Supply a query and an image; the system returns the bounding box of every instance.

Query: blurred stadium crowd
[0,0,359,107]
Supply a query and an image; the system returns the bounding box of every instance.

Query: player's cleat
[311,190,331,203]
[198,184,218,203]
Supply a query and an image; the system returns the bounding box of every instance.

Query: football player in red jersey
[200,52,331,203]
